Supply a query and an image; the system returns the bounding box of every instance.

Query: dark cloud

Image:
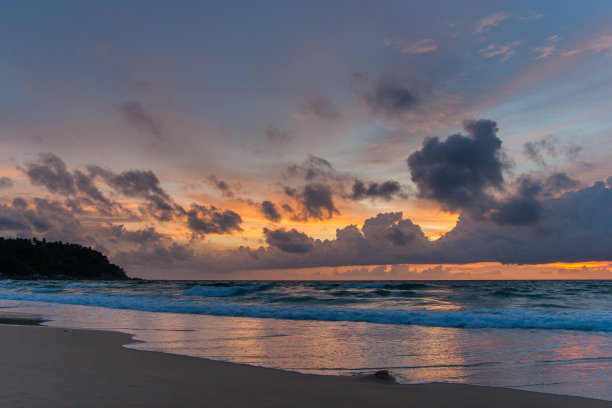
[206,175,234,198]
[407,119,504,213]
[524,135,583,165]
[89,167,164,198]
[487,173,580,226]
[118,101,163,139]
[73,170,114,208]
[265,125,292,144]
[88,166,180,220]
[299,94,341,120]
[112,243,194,269]
[12,197,28,209]
[349,180,401,200]
[488,183,544,226]
[24,153,76,195]
[187,204,243,237]
[22,154,128,216]
[408,120,584,227]
[566,144,583,160]
[0,177,12,189]
[0,198,83,243]
[263,228,314,253]
[0,203,30,231]
[287,155,335,181]
[197,211,431,272]
[193,180,611,272]
[299,183,339,220]
[523,135,556,165]
[352,72,421,116]
[64,198,84,214]
[104,224,167,245]
[284,184,338,220]
[361,212,428,247]
[260,200,281,222]
[540,172,581,197]
[439,180,612,264]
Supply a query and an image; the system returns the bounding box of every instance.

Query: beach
[3,280,612,401]
[1,314,611,408]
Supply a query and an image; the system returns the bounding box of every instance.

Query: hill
[0,237,129,280]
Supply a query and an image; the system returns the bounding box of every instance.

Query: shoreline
[1,314,611,407]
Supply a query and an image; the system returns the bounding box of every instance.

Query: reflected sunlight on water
[3,279,612,401]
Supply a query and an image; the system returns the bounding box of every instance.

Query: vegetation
[0,237,129,280]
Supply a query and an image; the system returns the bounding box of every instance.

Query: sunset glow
[1,2,611,279]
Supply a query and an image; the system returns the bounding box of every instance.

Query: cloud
[0,198,83,243]
[24,153,76,195]
[0,177,12,189]
[487,177,545,226]
[532,35,562,60]
[384,38,437,54]
[523,135,582,166]
[11,197,27,209]
[206,175,234,198]
[539,172,581,198]
[118,101,163,139]
[286,183,339,221]
[352,72,421,117]
[112,243,194,269]
[187,204,243,237]
[103,224,167,245]
[259,200,281,222]
[407,119,504,213]
[286,155,337,182]
[407,120,584,227]
[563,34,612,57]
[263,228,314,253]
[88,166,181,221]
[194,211,432,272]
[349,180,402,201]
[265,125,292,144]
[400,39,437,54]
[523,136,556,165]
[474,12,510,34]
[479,41,521,62]
[532,45,556,59]
[299,94,341,120]
[73,170,116,209]
[439,180,612,264]
[362,212,428,246]
[194,179,612,272]
[20,154,131,215]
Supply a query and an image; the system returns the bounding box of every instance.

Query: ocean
[1,279,612,401]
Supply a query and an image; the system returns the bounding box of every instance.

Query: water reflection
[3,299,612,401]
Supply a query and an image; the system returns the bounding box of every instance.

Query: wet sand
[1,314,611,407]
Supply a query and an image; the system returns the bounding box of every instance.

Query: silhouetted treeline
[0,237,128,280]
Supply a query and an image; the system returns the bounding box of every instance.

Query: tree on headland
[0,237,129,280]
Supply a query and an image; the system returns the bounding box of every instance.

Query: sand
[1,314,611,408]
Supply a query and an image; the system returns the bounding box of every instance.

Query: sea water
[1,280,612,400]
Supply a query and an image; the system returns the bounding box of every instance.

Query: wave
[2,291,612,331]
[183,283,271,297]
[64,283,95,289]
[31,288,65,293]
[314,282,432,291]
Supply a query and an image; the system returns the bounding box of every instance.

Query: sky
[1,0,612,279]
